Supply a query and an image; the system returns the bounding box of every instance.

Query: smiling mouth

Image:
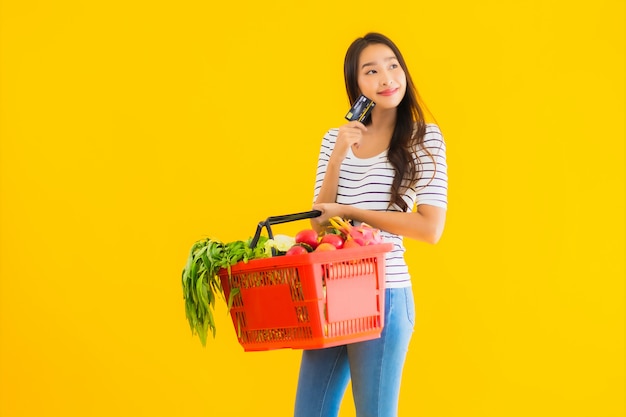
[378,88,399,96]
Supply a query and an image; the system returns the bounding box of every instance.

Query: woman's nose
[381,71,393,86]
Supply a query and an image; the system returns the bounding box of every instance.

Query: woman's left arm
[311,203,446,245]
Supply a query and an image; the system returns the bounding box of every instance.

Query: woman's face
[357,43,407,111]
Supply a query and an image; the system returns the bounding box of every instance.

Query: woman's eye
[390,63,399,70]
[366,69,377,75]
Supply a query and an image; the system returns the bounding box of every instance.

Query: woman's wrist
[342,205,358,221]
[326,157,343,172]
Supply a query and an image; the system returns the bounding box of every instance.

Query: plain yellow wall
[1,1,624,416]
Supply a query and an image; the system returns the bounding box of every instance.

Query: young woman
[294,33,448,417]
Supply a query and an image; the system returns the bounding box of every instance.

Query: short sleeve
[312,129,338,203]
[414,124,448,209]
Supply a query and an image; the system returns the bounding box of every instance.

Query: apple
[295,229,319,249]
[319,233,345,250]
[285,245,308,256]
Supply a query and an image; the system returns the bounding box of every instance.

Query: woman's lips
[378,88,399,96]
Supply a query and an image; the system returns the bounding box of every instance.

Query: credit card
[345,95,376,123]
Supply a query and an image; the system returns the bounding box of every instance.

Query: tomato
[295,229,319,249]
[286,245,308,256]
[319,233,345,249]
[297,242,314,253]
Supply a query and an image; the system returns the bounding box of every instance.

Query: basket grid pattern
[323,258,376,280]
[239,327,314,344]
[229,267,304,305]
[218,241,392,351]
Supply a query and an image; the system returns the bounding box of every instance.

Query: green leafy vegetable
[181,236,268,346]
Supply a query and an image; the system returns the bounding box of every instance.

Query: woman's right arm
[314,158,342,204]
[312,122,366,231]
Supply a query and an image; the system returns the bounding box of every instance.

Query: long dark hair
[344,32,429,212]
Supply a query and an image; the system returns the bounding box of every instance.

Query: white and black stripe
[313,124,448,288]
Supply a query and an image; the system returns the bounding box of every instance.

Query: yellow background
[1,1,624,416]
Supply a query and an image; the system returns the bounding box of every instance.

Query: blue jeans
[294,287,415,417]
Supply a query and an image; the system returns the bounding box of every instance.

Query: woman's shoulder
[423,123,445,146]
[424,123,443,137]
[321,128,339,144]
[412,122,443,140]
[412,123,446,158]
[325,127,339,137]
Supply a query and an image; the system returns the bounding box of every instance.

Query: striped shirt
[313,123,448,288]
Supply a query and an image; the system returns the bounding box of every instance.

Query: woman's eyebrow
[361,56,398,69]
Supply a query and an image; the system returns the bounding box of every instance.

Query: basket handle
[249,210,322,249]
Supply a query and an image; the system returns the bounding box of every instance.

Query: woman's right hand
[330,121,367,163]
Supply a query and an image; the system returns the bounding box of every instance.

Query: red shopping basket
[218,210,392,352]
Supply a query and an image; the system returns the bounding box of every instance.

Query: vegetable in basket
[263,234,296,256]
[181,236,269,346]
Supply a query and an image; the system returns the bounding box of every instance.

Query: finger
[312,204,325,215]
[344,120,368,132]
[353,121,367,132]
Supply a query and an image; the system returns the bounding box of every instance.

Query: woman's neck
[368,108,396,136]
[353,109,396,158]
